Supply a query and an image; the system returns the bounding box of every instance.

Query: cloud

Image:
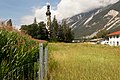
[21,15,34,25]
[21,0,119,25]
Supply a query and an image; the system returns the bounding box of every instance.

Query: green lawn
[48,43,120,80]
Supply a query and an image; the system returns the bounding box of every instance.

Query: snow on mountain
[84,15,94,25]
[63,0,120,39]
[104,10,119,17]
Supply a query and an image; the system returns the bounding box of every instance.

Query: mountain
[64,1,120,39]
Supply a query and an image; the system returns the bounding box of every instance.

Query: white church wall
[108,35,120,46]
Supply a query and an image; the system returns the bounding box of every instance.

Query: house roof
[108,30,120,36]
[90,38,103,42]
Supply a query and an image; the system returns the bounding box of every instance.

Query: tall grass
[48,43,120,80]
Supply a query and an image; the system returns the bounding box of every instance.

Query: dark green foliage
[58,21,74,42]
[20,21,48,40]
[20,17,74,42]
[38,22,49,40]
[51,16,74,42]
[50,16,59,41]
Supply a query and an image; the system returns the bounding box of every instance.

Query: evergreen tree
[51,15,59,41]
[61,21,74,42]
[7,19,12,26]
[34,17,37,24]
[57,25,65,42]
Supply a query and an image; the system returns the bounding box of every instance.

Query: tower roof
[46,4,51,16]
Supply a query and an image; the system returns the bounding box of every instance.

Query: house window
[110,36,112,38]
[110,41,112,44]
[117,41,119,46]
[113,41,115,46]
[117,35,119,38]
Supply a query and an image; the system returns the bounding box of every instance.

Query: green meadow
[48,43,120,80]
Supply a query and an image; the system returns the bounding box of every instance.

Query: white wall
[108,35,120,46]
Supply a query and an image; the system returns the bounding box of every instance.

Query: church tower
[46,4,51,36]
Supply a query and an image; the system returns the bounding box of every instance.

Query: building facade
[108,30,120,46]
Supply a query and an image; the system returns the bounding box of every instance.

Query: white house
[108,30,120,46]
[100,40,108,45]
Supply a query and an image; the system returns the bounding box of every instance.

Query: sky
[0,0,119,29]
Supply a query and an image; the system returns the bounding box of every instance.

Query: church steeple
[46,5,51,16]
[46,4,51,38]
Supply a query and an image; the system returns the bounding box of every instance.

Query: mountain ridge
[64,0,120,39]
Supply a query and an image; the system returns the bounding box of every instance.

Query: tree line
[20,16,74,42]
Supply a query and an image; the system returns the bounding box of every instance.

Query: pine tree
[61,21,74,42]
[7,19,12,26]
[34,17,37,24]
[51,15,59,41]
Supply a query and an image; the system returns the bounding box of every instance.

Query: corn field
[0,29,45,80]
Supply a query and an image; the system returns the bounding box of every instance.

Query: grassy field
[48,43,120,80]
